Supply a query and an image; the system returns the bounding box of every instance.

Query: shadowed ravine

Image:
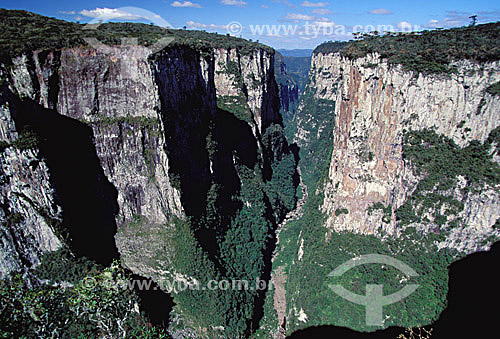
[9,90,175,327]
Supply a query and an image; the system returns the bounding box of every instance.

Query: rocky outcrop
[0,71,62,277]
[315,52,500,253]
[214,47,282,136]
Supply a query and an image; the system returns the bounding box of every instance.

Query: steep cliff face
[274,52,299,126]
[1,34,297,336]
[214,47,282,137]
[0,66,62,278]
[317,53,500,253]
[1,47,185,269]
[18,47,184,226]
[266,38,500,335]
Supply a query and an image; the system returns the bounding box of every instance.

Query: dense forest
[316,22,500,73]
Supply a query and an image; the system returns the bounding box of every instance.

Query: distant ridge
[277,49,313,57]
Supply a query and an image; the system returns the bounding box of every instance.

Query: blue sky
[2,0,500,49]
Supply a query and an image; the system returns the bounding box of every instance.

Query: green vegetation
[0,259,168,338]
[289,86,336,188]
[157,138,296,337]
[160,217,227,335]
[486,81,500,95]
[396,128,500,228]
[216,95,253,122]
[313,41,348,54]
[274,52,311,129]
[90,115,161,129]
[263,124,298,213]
[335,208,349,216]
[13,130,39,150]
[261,72,476,334]
[154,92,296,337]
[274,52,299,125]
[0,9,272,63]
[315,22,500,74]
[487,126,500,156]
[267,131,458,334]
[277,53,311,92]
[367,202,392,223]
[34,247,96,284]
[0,128,42,152]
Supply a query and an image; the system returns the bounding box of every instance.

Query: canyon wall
[268,50,500,336]
[311,52,500,253]
[1,40,295,337]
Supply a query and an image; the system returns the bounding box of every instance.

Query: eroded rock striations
[315,53,500,253]
[267,43,500,335]
[1,37,297,336]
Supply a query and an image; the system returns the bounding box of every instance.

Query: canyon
[1,10,500,339]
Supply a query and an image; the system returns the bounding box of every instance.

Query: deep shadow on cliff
[9,90,120,265]
[130,274,175,327]
[431,240,500,338]
[8,89,176,327]
[288,241,500,338]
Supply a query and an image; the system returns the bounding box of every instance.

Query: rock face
[1,41,296,336]
[0,44,281,271]
[0,67,62,277]
[274,52,299,124]
[0,141,63,278]
[311,52,500,253]
[214,47,282,136]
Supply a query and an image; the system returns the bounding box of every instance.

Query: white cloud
[79,8,148,20]
[301,1,329,7]
[186,21,227,30]
[423,11,482,30]
[312,8,334,15]
[314,17,334,23]
[395,21,413,31]
[312,17,335,28]
[369,8,393,15]
[427,19,440,28]
[171,1,202,8]
[284,13,316,21]
[220,0,247,6]
[273,0,297,8]
[59,10,76,15]
[78,7,171,27]
[261,4,270,8]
